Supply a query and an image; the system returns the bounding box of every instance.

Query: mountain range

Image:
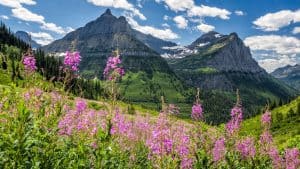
[272,64,300,91]
[15,31,41,49]
[41,9,296,123]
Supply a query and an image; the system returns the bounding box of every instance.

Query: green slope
[240,96,300,149]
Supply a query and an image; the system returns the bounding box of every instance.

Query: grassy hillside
[240,96,300,149]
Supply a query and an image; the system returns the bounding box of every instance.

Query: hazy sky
[0,0,299,72]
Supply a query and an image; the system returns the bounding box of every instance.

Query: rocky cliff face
[15,31,41,49]
[42,9,157,57]
[169,31,295,98]
[271,64,300,91]
[42,9,176,56]
[42,9,179,78]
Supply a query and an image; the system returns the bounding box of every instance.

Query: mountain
[133,30,177,54]
[271,64,300,91]
[167,31,296,121]
[15,31,41,49]
[42,9,187,104]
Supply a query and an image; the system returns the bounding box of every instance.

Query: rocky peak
[189,31,223,49]
[104,8,112,15]
[15,31,41,48]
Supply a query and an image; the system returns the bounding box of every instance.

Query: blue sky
[0,0,299,72]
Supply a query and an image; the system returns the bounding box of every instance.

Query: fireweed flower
[285,148,300,169]
[226,106,243,135]
[268,148,283,169]
[236,137,256,159]
[261,110,271,126]
[212,137,226,162]
[64,51,81,71]
[191,103,203,120]
[103,55,125,80]
[260,130,273,145]
[23,55,37,72]
[58,99,105,137]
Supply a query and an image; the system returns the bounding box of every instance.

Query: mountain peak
[104,8,112,15]
[15,31,41,48]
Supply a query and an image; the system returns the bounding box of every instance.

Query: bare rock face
[15,31,41,49]
[42,9,177,79]
[169,31,295,98]
[204,33,265,73]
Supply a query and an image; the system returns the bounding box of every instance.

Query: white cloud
[235,10,244,16]
[0,15,9,20]
[188,5,231,20]
[41,22,66,34]
[197,23,215,33]
[29,32,54,45]
[244,35,300,55]
[126,16,179,40]
[86,0,146,20]
[0,0,22,8]
[156,0,231,20]
[0,0,36,8]
[163,15,170,21]
[245,35,300,72]
[257,55,297,73]
[162,23,170,28]
[11,7,72,34]
[157,0,194,12]
[173,15,188,29]
[253,9,300,31]
[12,7,44,23]
[292,27,300,34]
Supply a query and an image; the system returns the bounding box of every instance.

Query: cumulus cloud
[41,22,66,34]
[235,10,244,16]
[163,15,170,21]
[244,35,300,55]
[257,54,298,73]
[155,0,231,20]
[253,9,300,31]
[29,31,54,45]
[86,0,146,20]
[156,0,194,12]
[11,7,73,35]
[188,5,231,20]
[292,27,300,34]
[0,15,9,20]
[0,0,71,35]
[197,23,215,33]
[126,16,179,40]
[162,23,170,28]
[12,7,44,23]
[244,35,300,72]
[173,15,188,29]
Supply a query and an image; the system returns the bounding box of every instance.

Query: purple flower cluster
[268,148,283,169]
[23,55,37,72]
[261,110,271,126]
[111,111,134,139]
[236,137,256,159]
[212,137,226,162]
[58,99,105,137]
[260,130,273,145]
[64,51,81,71]
[146,113,193,168]
[146,113,172,156]
[103,56,125,80]
[226,106,243,135]
[285,148,300,169]
[191,103,203,121]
